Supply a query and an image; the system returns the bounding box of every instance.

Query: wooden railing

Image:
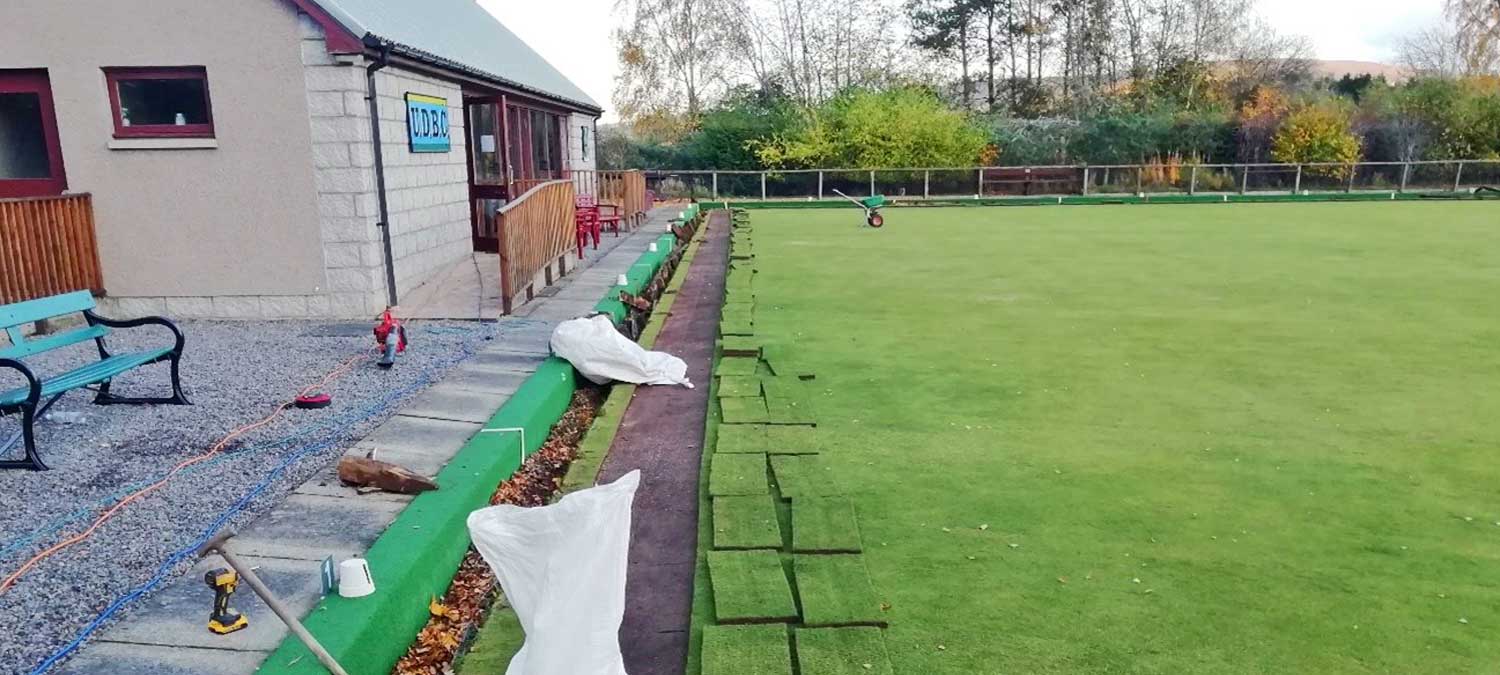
[0,194,105,305]
[573,170,650,225]
[495,180,575,314]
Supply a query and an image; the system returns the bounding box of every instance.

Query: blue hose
[26,323,494,674]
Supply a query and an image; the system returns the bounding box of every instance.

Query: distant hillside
[1307,60,1410,83]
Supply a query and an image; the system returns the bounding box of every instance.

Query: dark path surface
[597,211,729,675]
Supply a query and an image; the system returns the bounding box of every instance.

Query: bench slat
[0,325,108,361]
[0,347,172,407]
[0,290,97,329]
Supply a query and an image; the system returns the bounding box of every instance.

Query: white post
[1293,165,1302,194]
[712,172,718,200]
[1399,162,1411,193]
[976,168,984,196]
[1188,165,1197,196]
[869,170,875,196]
[1347,164,1357,193]
[923,170,930,198]
[1453,161,1465,192]
[760,172,767,200]
[1081,166,1090,196]
[1240,166,1249,195]
[818,171,824,200]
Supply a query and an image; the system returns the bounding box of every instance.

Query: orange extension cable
[0,350,373,594]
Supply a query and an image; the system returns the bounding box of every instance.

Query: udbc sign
[405,93,450,153]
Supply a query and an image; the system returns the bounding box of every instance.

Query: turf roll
[794,555,887,627]
[770,454,841,498]
[708,550,800,623]
[701,625,792,675]
[794,627,894,675]
[708,452,770,496]
[712,495,785,550]
[791,497,862,553]
[720,396,771,424]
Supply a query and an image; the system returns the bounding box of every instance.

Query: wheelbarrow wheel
[867,212,884,228]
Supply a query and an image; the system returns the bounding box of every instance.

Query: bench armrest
[83,310,187,356]
[0,358,42,409]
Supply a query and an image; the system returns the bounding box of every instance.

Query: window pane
[117,77,208,127]
[0,92,51,179]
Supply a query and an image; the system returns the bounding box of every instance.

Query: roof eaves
[370,36,604,115]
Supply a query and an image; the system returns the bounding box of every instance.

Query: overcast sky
[481,0,1449,122]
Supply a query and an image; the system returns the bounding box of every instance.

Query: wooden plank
[0,195,102,304]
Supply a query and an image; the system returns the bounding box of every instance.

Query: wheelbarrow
[830,190,886,228]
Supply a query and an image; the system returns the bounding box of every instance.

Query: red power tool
[373,309,408,369]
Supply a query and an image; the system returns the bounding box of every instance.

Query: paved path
[596,210,729,675]
[54,209,678,675]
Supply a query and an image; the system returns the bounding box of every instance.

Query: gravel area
[0,319,497,673]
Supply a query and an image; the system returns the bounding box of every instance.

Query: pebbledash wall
[100,8,472,319]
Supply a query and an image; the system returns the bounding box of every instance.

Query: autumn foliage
[1271,102,1364,177]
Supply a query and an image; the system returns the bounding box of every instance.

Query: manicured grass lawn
[733,202,1500,673]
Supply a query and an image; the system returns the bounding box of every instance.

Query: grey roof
[310,0,602,112]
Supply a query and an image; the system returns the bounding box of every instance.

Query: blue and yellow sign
[405,93,450,153]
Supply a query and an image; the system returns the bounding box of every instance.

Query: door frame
[465,95,510,252]
[0,69,68,198]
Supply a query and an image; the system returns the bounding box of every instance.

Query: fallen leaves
[392,387,606,675]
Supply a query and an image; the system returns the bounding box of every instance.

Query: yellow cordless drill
[204,567,249,635]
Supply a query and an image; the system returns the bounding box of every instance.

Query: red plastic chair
[575,195,601,258]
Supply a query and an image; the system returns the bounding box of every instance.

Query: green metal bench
[1,290,189,470]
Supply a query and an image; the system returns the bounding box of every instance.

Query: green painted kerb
[257,226,690,675]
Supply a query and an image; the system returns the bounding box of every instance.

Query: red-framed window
[103,67,215,138]
[0,69,67,198]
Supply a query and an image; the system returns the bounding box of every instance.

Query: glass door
[466,98,508,253]
[0,70,67,198]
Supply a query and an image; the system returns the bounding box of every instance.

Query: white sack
[550,314,693,388]
[467,470,641,675]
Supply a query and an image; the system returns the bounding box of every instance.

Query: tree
[1447,0,1500,63]
[1399,21,1500,77]
[614,0,741,126]
[1271,101,1363,175]
[753,87,989,168]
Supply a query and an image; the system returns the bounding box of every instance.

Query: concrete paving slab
[88,554,324,653]
[467,350,547,373]
[440,364,532,396]
[54,641,269,675]
[397,382,513,424]
[233,494,404,561]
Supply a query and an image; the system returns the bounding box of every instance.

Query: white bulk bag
[467,470,641,675]
[550,314,693,388]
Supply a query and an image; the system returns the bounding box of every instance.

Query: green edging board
[260,359,574,674]
[794,555,887,627]
[720,396,770,424]
[791,497,862,553]
[709,550,800,623]
[702,624,793,675]
[764,426,819,454]
[717,375,763,398]
[794,627,895,675]
[262,228,689,675]
[714,424,767,454]
[770,454,840,498]
[708,452,770,496]
[712,495,784,550]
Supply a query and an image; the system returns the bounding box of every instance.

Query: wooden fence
[573,170,650,225]
[495,180,575,314]
[0,194,105,305]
